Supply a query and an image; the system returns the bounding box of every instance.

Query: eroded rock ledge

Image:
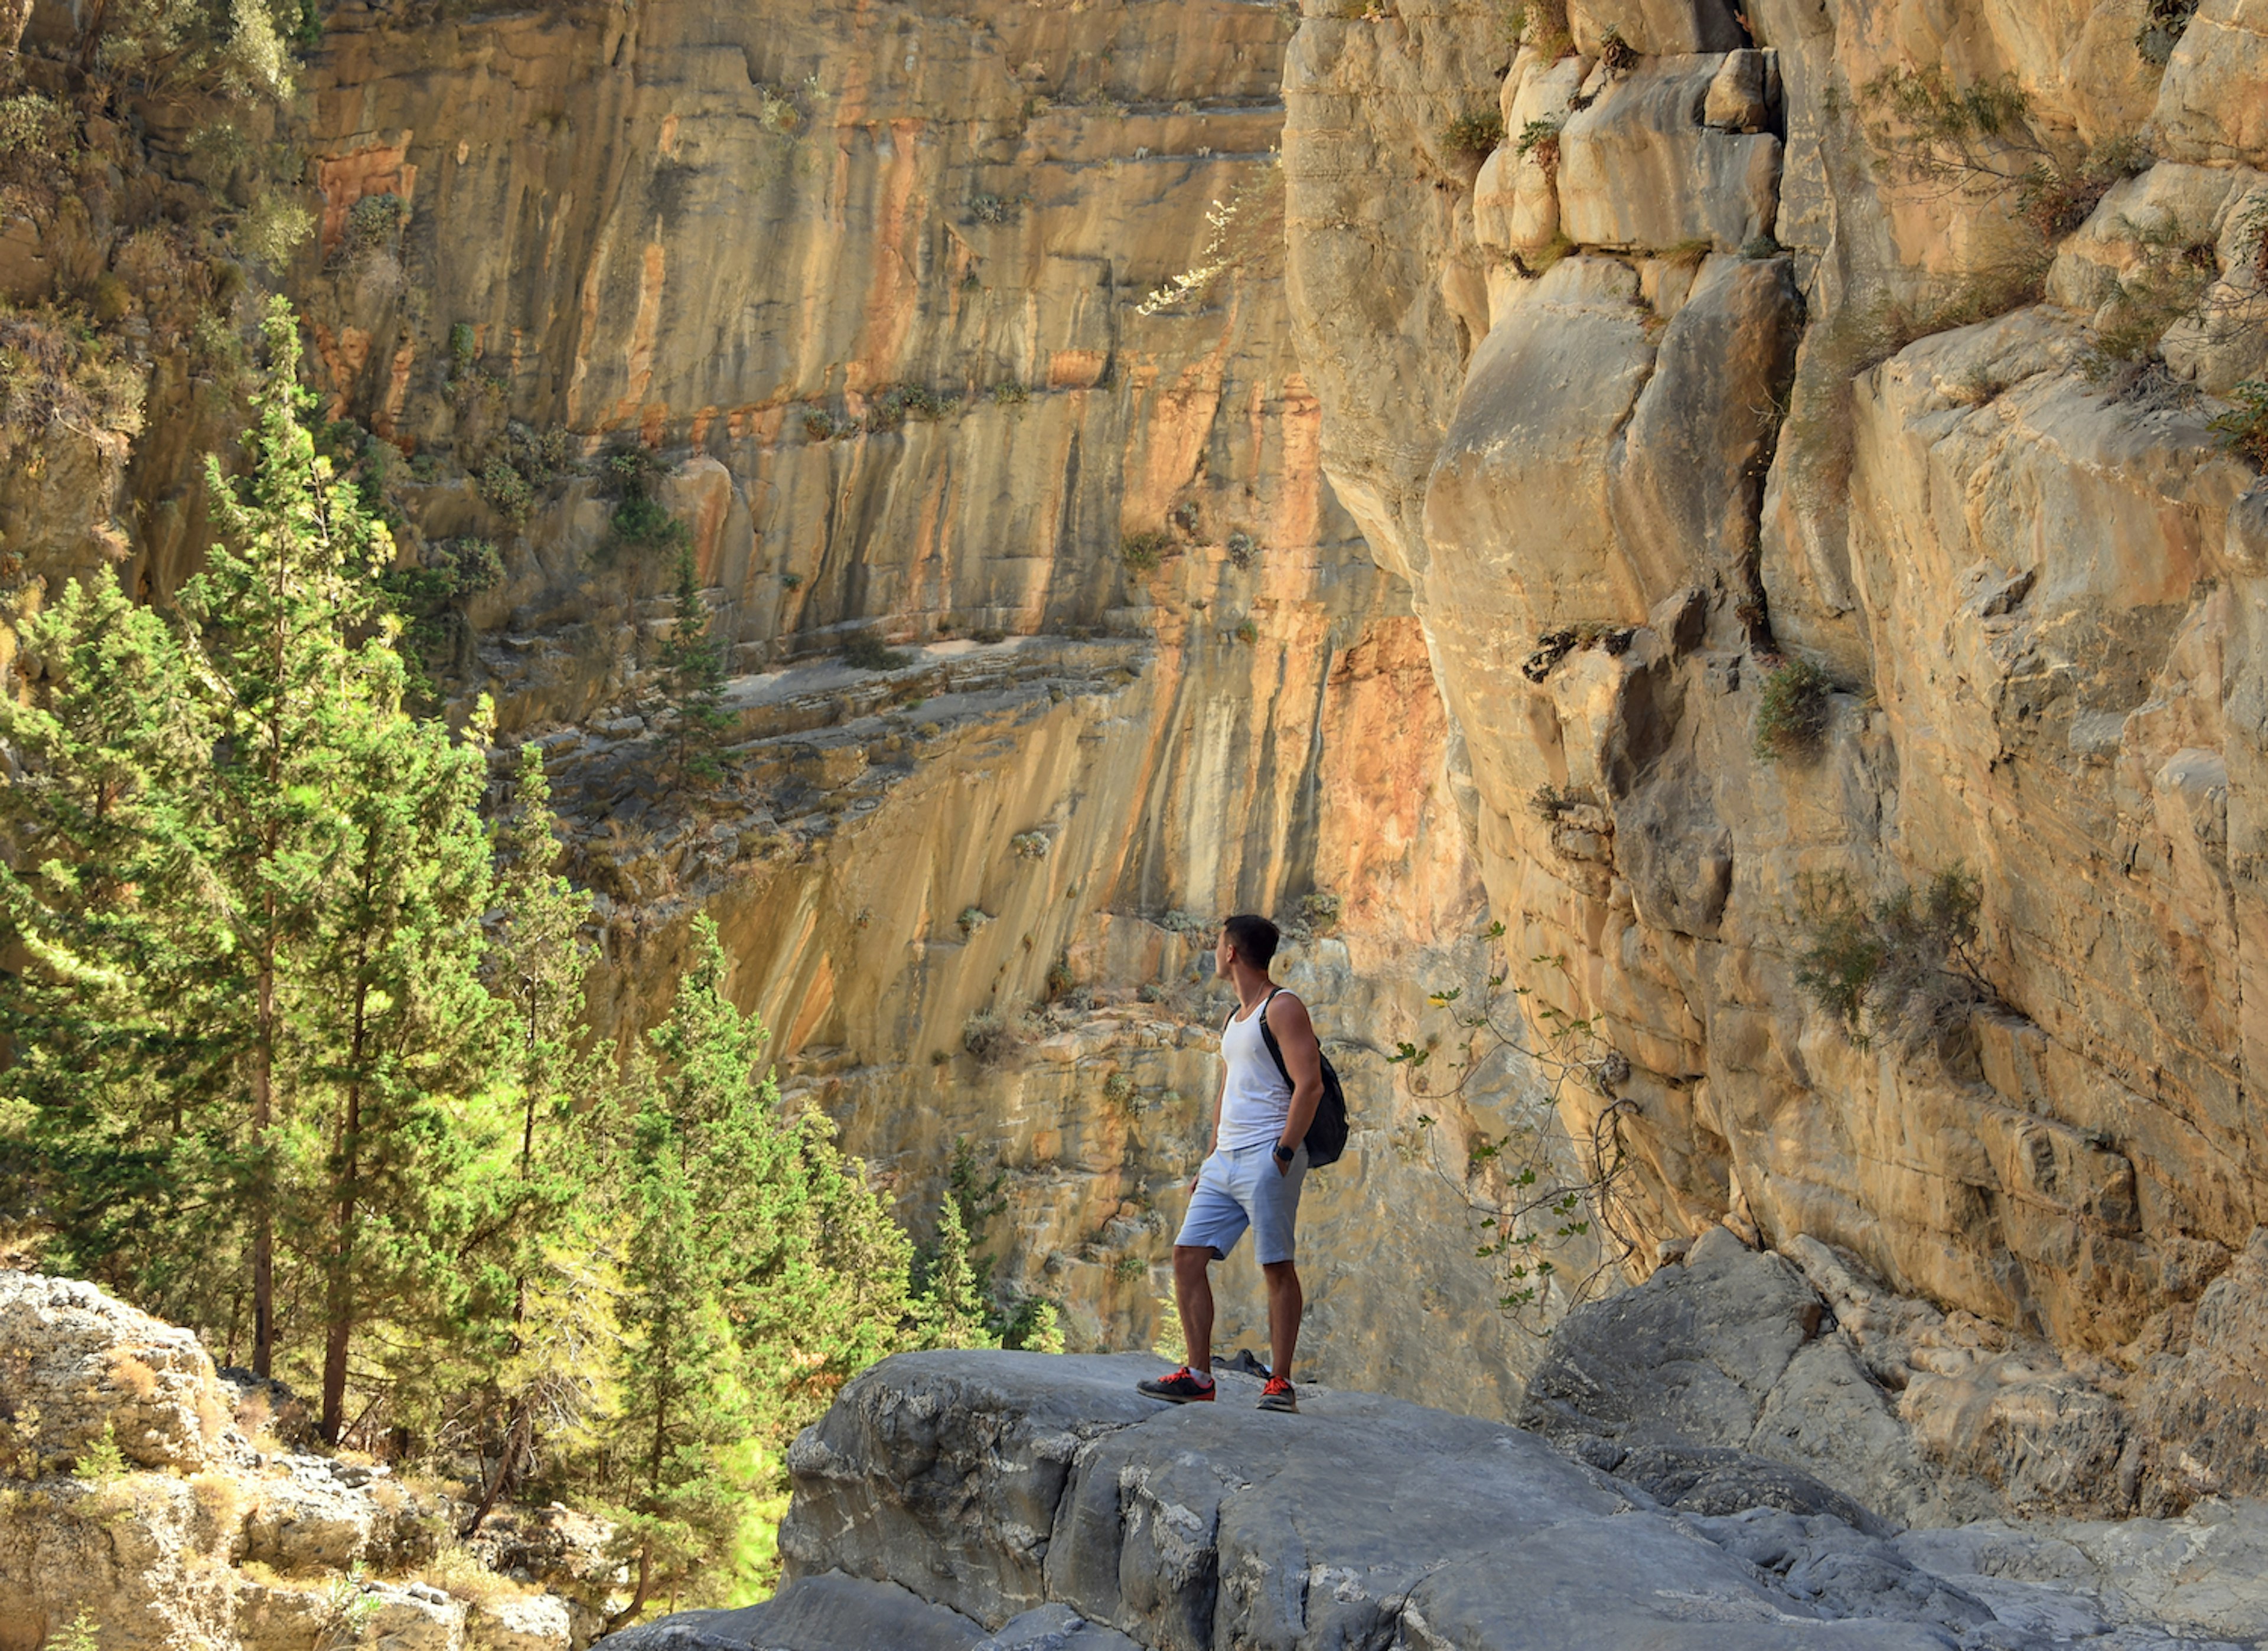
[621,1349,2268,1650]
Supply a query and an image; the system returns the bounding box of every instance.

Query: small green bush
[43,1610,101,1651]
[1596,25,1636,74]
[1120,530,1171,572]
[989,381,1029,406]
[1794,865,1985,1046]
[1225,530,1258,568]
[1299,890,1342,933]
[2211,380,2268,468]
[842,632,912,672]
[1514,118,1563,170]
[1011,830,1051,859]
[962,1009,1016,1066]
[73,1425,128,1484]
[867,383,955,430]
[1233,619,1259,644]
[1752,655,1832,761]
[968,192,1021,224]
[239,192,314,270]
[335,192,407,266]
[1741,233,1782,260]
[1441,109,1505,158]
[446,323,475,382]
[478,458,534,526]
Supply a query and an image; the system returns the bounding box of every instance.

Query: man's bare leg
[1262,1260,1302,1381]
[1172,1245,1216,1374]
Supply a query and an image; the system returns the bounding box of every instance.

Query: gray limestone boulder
[753,1348,2248,1650]
[1558,57,1783,252]
[604,1573,1144,1651]
[619,1345,2268,1649]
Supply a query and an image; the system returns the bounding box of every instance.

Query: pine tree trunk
[251,935,276,1380]
[318,1078,360,1444]
[320,975,372,1446]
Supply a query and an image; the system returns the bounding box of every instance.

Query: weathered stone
[241,1459,380,1575]
[604,1572,988,1651]
[1423,255,1657,627]
[1606,252,1803,606]
[468,1593,575,1651]
[759,1350,2266,1650]
[1570,0,1747,57]
[0,1270,224,1477]
[1558,58,1782,252]
[1523,1226,1826,1447]
[2149,0,2268,165]
[1704,50,1780,132]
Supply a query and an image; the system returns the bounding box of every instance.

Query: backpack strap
[1254,988,1295,1092]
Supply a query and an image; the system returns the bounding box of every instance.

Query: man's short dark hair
[1221,913,1280,969]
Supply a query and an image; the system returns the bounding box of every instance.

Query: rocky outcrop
[1280,0,2268,1505]
[0,1272,598,1651]
[624,1348,2268,1649]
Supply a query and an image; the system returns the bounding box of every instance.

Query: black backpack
[1247,988,1350,1169]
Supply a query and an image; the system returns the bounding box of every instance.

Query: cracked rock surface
[628,1350,2268,1649]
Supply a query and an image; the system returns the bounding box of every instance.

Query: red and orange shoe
[1136,1365,1217,1402]
[1257,1375,1298,1412]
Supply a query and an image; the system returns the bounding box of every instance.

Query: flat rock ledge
[615,1352,2268,1651]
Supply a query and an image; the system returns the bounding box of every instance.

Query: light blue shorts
[1175,1142,1308,1265]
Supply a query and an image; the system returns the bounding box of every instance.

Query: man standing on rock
[1138,913,1322,1414]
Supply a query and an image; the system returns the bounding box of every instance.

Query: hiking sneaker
[1136,1366,1217,1403]
[1257,1376,1298,1413]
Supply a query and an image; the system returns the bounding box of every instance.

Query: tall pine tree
[2,299,517,1437]
[603,916,925,1619]
[657,543,731,787]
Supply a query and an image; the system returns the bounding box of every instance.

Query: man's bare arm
[1266,993,1324,1167]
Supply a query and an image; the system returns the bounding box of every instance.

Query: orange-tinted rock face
[258,0,1557,1412]
[1282,0,2268,1513]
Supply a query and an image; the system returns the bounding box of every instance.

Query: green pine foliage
[659,544,733,787]
[0,301,1012,1628]
[604,918,927,1617]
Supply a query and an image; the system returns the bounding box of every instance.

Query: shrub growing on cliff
[1793,865,1986,1046]
[1387,931,1639,1321]
[1441,108,1505,159]
[1752,655,1833,761]
[1120,530,1171,572]
[842,631,911,672]
[602,447,689,560]
[1514,118,1563,172]
[659,544,732,786]
[2211,381,2268,468]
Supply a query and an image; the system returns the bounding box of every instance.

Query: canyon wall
[8,0,2267,1511]
[1279,0,2268,1510]
[279,0,1579,1410]
[1,0,1586,1414]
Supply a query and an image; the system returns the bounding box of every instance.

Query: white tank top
[1217,991,1293,1151]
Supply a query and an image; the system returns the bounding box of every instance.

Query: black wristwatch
[1272,1142,1296,1164]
